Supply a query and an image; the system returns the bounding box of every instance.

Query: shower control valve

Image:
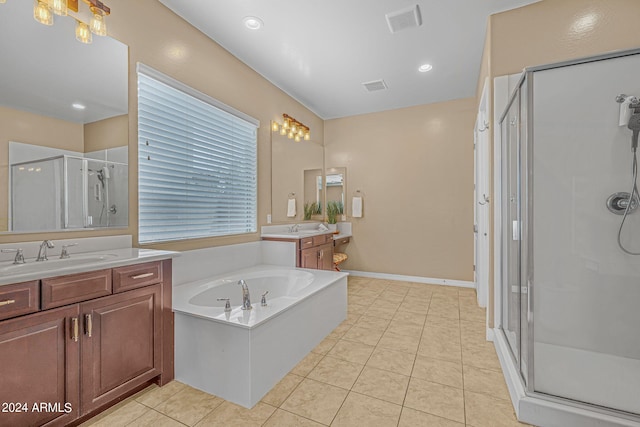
[261,291,269,307]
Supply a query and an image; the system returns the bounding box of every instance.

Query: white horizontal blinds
[137,65,258,243]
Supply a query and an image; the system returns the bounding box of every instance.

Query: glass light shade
[287,131,294,139]
[304,132,311,141]
[271,121,279,132]
[283,119,290,130]
[0,0,8,4]
[34,1,53,25]
[75,20,92,44]
[90,11,107,36]
[298,129,304,137]
[291,123,297,133]
[294,135,301,142]
[51,0,68,16]
[279,127,286,136]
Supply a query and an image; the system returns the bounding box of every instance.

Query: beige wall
[480,0,640,325]
[0,107,84,232]
[1,0,323,247]
[84,115,128,152]
[325,98,476,281]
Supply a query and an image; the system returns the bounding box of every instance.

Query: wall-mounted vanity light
[271,114,311,142]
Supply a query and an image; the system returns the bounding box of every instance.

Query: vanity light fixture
[33,0,111,44]
[271,114,311,142]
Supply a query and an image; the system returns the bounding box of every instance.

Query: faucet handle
[217,298,232,312]
[261,291,269,307]
[1,248,25,264]
[60,243,78,259]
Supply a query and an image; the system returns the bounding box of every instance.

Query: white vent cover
[385,5,422,33]
[362,79,388,92]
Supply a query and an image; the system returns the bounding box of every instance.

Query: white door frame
[474,78,491,308]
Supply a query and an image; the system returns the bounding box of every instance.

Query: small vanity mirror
[0,0,129,233]
[325,167,346,219]
[303,169,323,220]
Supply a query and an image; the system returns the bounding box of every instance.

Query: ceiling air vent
[362,79,388,92]
[385,5,422,34]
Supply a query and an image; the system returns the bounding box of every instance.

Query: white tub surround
[0,235,178,285]
[172,242,348,408]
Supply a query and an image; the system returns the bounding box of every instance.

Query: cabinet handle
[85,314,93,338]
[71,317,79,342]
[319,249,324,261]
[130,272,154,280]
[0,299,16,307]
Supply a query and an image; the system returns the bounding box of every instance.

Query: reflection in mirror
[0,0,128,233]
[326,167,346,219]
[271,132,323,222]
[303,169,323,220]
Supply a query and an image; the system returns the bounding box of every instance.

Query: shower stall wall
[496,49,640,427]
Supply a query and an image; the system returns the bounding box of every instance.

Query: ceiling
[0,0,128,124]
[159,0,540,119]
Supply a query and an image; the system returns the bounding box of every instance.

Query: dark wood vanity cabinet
[263,233,335,270]
[0,259,172,426]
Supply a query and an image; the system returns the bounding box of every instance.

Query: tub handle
[217,298,232,312]
[261,291,269,307]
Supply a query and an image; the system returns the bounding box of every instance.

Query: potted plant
[303,202,313,220]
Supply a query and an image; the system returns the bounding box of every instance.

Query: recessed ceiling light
[418,64,433,73]
[243,16,263,30]
[72,103,86,110]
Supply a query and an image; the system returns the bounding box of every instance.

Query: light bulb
[75,20,92,44]
[51,0,67,16]
[279,127,286,136]
[298,129,304,137]
[294,135,301,142]
[291,123,297,133]
[283,119,289,130]
[34,0,53,25]
[90,9,107,36]
[271,121,279,132]
[0,0,6,4]
[304,132,310,141]
[288,131,294,139]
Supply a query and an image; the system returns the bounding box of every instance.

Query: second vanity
[0,236,177,427]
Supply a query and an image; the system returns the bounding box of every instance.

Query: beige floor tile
[386,320,423,338]
[422,325,461,345]
[356,315,391,331]
[425,315,460,329]
[291,351,325,376]
[328,339,375,364]
[154,385,224,426]
[195,401,275,427]
[128,410,185,427]
[350,294,377,306]
[347,303,368,315]
[83,400,149,427]
[458,287,477,297]
[261,373,304,407]
[431,293,460,304]
[418,337,462,363]
[463,365,510,401]
[377,331,420,354]
[344,311,362,324]
[461,342,502,371]
[460,305,486,323]
[342,324,385,346]
[307,356,364,389]
[358,289,384,298]
[312,337,339,355]
[369,299,401,311]
[411,355,463,389]
[352,366,410,405]
[262,409,325,427]
[377,290,406,303]
[332,392,402,427]
[404,378,465,423]
[366,347,416,376]
[135,381,187,408]
[392,311,427,327]
[364,306,397,319]
[427,304,460,320]
[398,301,430,315]
[399,407,465,427]
[465,390,527,427]
[460,321,488,346]
[280,379,348,425]
[458,295,479,307]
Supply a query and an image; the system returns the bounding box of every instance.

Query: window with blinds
[137,64,259,244]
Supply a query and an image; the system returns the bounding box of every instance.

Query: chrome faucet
[36,240,55,261]
[237,279,252,310]
[288,224,300,233]
[1,248,25,264]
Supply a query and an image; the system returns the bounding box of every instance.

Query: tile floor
[82,276,532,427]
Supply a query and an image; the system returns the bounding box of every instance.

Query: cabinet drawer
[300,237,314,249]
[312,233,333,246]
[0,281,39,321]
[113,261,163,293]
[334,236,350,246]
[42,269,112,309]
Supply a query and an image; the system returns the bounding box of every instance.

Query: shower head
[628,113,640,151]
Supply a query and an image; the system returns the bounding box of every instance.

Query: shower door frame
[497,47,640,424]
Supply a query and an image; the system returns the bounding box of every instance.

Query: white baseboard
[344,270,475,289]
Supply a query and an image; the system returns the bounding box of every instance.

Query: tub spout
[238,280,252,310]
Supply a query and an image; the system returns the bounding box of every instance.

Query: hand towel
[352,196,363,218]
[287,198,296,217]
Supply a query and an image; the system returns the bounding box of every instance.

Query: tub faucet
[36,240,55,262]
[238,280,252,310]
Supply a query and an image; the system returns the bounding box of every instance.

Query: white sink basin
[0,253,119,275]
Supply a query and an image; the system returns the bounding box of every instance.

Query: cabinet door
[0,306,80,427]
[300,247,319,269]
[80,285,161,415]
[318,243,334,270]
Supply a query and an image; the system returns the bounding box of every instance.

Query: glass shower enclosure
[498,49,640,424]
[11,155,127,231]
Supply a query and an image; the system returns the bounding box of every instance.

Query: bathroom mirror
[271,132,324,222]
[0,0,129,233]
[325,167,346,218]
[303,169,323,220]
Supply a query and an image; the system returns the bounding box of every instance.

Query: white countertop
[0,248,178,286]
[261,222,352,240]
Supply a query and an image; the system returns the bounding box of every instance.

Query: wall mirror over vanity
[0,0,129,233]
